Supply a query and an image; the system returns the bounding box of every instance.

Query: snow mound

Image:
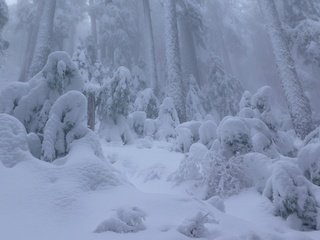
[0,114,33,167]
[94,207,146,233]
[178,212,217,238]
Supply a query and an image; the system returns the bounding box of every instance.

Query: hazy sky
[6,0,17,5]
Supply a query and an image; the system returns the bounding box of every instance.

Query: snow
[0,137,319,239]
[1,1,320,239]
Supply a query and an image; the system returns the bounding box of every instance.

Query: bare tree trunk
[212,1,234,76]
[18,0,45,82]
[28,0,57,79]
[164,0,186,122]
[259,0,313,138]
[87,91,96,131]
[178,14,201,85]
[142,0,159,95]
[66,22,76,55]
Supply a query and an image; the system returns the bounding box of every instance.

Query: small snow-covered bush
[171,143,208,183]
[178,121,202,142]
[298,143,320,186]
[0,82,28,115]
[174,127,193,153]
[263,161,320,231]
[134,88,159,119]
[129,111,146,138]
[42,91,88,162]
[218,117,252,159]
[144,119,157,138]
[244,117,280,159]
[251,86,272,114]
[94,207,146,234]
[238,107,255,118]
[199,120,217,149]
[205,150,250,199]
[239,90,252,110]
[178,212,213,238]
[156,97,180,140]
[99,118,133,144]
[0,114,33,167]
[139,163,166,182]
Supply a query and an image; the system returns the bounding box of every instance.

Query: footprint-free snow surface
[0,140,319,240]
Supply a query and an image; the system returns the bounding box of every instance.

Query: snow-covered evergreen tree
[0,0,8,55]
[1,51,83,137]
[263,161,320,230]
[164,0,186,123]
[72,43,92,84]
[98,66,132,124]
[275,0,320,122]
[186,75,205,121]
[42,91,88,162]
[96,0,138,67]
[259,0,313,139]
[134,88,159,119]
[204,55,243,119]
[156,97,180,140]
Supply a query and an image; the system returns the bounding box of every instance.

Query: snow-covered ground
[0,139,319,240]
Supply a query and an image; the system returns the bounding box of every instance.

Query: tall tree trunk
[142,0,159,95]
[28,0,57,79]
[87,91,96,131]
[164,0,186,123]
[178,14,201,86]
[212,1,233,76]
[89,0,98,50]
[66,22,76,55]
[259,0,313,138]
[18,0,45,82]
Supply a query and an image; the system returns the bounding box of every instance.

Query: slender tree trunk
[259,0,313,138]
[164,0,186,122]
[142,0,159,95]
[18,0,45,82]
[178,14,201,86]
[86,0,98,131]
[87,91,96,131]
[212,2,233,76]
[66,22,76,55]
[28,0,57,79]
[89,0,98,48]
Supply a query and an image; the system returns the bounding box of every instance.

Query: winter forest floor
[0,139,319,240]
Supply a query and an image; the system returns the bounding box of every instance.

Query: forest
[0,0,320,239]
